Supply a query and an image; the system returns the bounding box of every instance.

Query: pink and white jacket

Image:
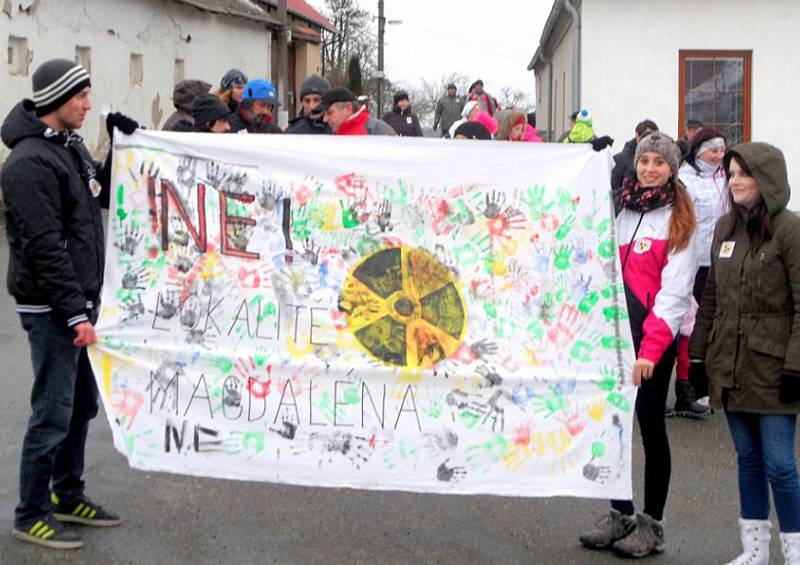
[617,205,698,364]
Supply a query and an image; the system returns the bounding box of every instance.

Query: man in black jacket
[286,74,331,135]
[382,91,423,137]
[1,58,137,549]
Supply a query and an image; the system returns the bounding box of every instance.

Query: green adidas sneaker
[51,493,121,527]
[12,515,83,549]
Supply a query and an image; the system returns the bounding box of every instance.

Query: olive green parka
[689,142,800,414]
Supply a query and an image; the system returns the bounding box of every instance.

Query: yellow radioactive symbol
[339,246,467,369]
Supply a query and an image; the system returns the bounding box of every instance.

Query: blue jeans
[726,411,800,532]
[14,312,99,527]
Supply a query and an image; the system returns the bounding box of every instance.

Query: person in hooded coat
[162,79,211,132]
[689,142,800,565]
[382,91,423,137]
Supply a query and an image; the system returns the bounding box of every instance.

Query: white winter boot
[725,519,770,565]
[781,532,800,564]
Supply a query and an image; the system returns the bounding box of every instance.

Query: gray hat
[220,68,248,91]
[635,132,681,178]
[299,74,330,100]
[32,59,91,117]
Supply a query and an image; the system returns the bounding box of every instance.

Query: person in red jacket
[579,132,698,559]
[467,79,499,117]
[317,87,395,136]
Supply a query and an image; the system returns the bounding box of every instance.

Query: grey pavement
[0,235,793,565]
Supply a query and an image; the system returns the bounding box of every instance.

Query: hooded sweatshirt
[1,100,108,327]
[690,142,800,413]
[163,79,212,132]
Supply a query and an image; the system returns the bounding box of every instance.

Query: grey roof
[176,0,281,25]
[527,0,565,70]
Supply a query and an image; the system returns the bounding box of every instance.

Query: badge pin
[719,241,735,258]
[633,238,652,254]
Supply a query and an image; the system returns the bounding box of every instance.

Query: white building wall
[0,0,272,160]
[581,0,800,209]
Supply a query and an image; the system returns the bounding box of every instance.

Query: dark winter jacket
[690,142,800,414]
[163,79,211,132]
[285,109,331,135]
[382,106,423,137]
[611,138,638,213]
[433,94,464,136]
[228,108,283,134]
[1,100,108,327]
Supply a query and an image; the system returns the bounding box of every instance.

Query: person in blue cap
[228,79,282,134]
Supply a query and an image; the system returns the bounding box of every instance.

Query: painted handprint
[115,223,143,255]
[436,459,467,482]
[220,169,248,194]
[122,266,148,290]
[291,205,311,240]
[175,156,197,189]
[301,239,320,266]
[483,190,505,218]
[205,161,229,189]
[258,181,283,211]
[376,199,393,232]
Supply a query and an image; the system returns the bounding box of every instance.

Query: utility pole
[377,0,385,115]
[277,0,289,129]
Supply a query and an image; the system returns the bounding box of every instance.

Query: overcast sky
[307,0,553,99]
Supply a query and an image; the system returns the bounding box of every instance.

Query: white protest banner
[92,130,636,498]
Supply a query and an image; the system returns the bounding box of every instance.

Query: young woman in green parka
[689,142,800,565]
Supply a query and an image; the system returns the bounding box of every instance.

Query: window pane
[715,59,743,92]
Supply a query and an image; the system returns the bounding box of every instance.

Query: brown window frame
[678,49,752,143]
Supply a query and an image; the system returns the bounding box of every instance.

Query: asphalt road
[0,235,793,565]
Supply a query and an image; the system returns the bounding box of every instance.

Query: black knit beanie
[191,94,231,126]
[32,59,91,117]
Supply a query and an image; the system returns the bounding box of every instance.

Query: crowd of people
[1,58,799,565]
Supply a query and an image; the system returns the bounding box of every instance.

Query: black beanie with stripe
[32,59,91,117]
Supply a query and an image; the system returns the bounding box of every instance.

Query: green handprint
[527,319,546,340]
[596,218,610,236]
[597,238,616,259]
[555,214,577,240]
[601,282,624,300]
[593,366,621,391]
[603,305,628,322]
[554,245,574,270]
[607,392,631,412]
[600,335,631,350]
[554,274,570,303]
[386,179,409,205]
[291,205,311,240]
[454,233,490,265]
[578,291,599,314]
[340,200,359,228]
[556,186,577,213]
[570,340,594,363]
[523,184,554,220]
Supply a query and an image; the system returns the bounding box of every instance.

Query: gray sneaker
[579,509,636,549]
[612,513,665,558]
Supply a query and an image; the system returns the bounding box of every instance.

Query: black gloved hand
[106,112,139,137]
[779,372,800,404]
[591,135,614,151]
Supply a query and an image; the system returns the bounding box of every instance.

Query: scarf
[619,177,675,212]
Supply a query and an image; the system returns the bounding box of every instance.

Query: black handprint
[205,162,229,189]
[115,224,143,256]
[122,267,148,290]
[302,238,320,266]
[157,290,181,320]
[436,459,467,482]
[221,170,248,194]
[223,379,242,408]
[176,157,197,189]
[583,462,611,482]
[476,364,503,387]
[470,339,498,359]
[377,199,393,232]
[258,181,283,211]
[483,190,505,219]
